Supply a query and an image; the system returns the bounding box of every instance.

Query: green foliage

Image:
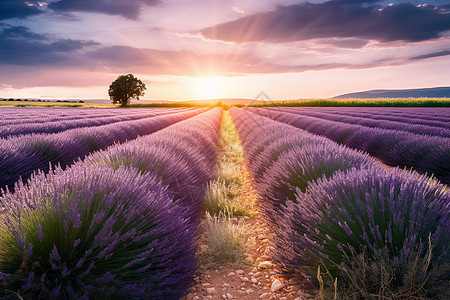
[0,165,197,299]
[316,235,450,299]
[108,74,147,106]
[203,180,248,217]
[121,98,450,108]
[274,167,449,298]
[203,212,246,262]
[203,112,252,217]
[203,180,228,215]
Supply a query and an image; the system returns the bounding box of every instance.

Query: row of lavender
[270,107,450,137]
[230,107,449,298]
[0,108,144,126]
[0,108,206,191]
[317,106,450,120]
[246,107,450,184]
[0,108,222,299]
[0,107,195,137]
[0,107,188,123]
[275,106,450,125]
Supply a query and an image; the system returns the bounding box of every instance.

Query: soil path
[184,112,303,300]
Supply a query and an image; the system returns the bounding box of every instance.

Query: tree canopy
[108,74,146,106]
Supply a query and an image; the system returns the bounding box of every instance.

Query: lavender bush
[259,142,376,225]
[249,133,318,180]
[230,107,449,298]
[83,108,222,219]
[0,109,204,191]
[0,165,197,299]
[229,108,308,178]
[246,107,450,184]
[0,107,223,299]
[273,167,449,298]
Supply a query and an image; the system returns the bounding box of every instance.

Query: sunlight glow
[194,77,224,99]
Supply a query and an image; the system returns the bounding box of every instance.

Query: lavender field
[0,106,448,299]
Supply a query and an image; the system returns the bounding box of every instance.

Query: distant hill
[333,87,450,99]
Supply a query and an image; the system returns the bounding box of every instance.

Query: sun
[194,77,224,99]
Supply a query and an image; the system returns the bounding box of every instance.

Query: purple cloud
[1,25,448,87]
[0,1,44,20]
[85,45,447,76]
[200,1,450,43]
[318,38,370,49]
[0,25,98,65]
[48,0,161,19]
[409,50,450,60]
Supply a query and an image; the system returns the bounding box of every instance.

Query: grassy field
[249,98,450,107]
[1,98,449,108]
[0,100,114,108]
[117,98,450,108]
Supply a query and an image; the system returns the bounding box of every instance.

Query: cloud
[0,25,98,65]
[48,0,161,19]
[0,25,46,40]
[232,6,246,15]
[0,66,111,89]
[317,38,370,49]
[84,45,436,76]
[86,45,294,76]
[82,42,450,78]
[1,25,449,90]
[200,1,450,43]
[409,50,450,60]
[0,1,44,20]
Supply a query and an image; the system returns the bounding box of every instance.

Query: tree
[108,74,146,106]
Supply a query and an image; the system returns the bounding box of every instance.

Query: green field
[0,101,113,108]
[249,97,450,107]
[1,97,449,108]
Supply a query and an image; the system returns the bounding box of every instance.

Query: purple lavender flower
[273,167,448,288]
[0,108,222,299]
[244,107,450,184]
[230,107,449,295]
[0,108,206,192]
[37,224,44,241]
[73,239,80,247]
[50,244,61,261]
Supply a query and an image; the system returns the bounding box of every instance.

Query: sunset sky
[1,0,449,101]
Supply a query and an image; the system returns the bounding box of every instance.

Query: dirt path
[187,218,302,300]
[184,112,302,300]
